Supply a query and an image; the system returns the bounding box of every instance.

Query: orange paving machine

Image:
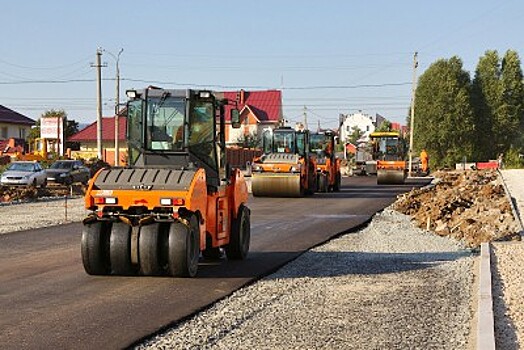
[81,87,250,277]
[309,130,341,192]
[251,126,317,197]
[369,131,407,185]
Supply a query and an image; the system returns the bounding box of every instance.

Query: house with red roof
[223,89,282,146]
[68,116,127,165]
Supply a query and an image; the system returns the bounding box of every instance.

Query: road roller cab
[81,87,250,277]
[309,130,341,192]
[369,131,407,185]
[251,126,317,197]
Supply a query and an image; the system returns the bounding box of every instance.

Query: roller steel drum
[251,173,302,197]
[377,169,406,184]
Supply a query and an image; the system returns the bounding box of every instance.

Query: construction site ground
[393,169,521,248]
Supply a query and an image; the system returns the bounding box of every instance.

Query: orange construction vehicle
[309,130,341,192]
[251,126,317,197]
[81,87,250,277]
[369,131,407,184]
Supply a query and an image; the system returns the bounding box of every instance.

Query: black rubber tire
[319,174,328,192]
[333,172,341,191]
[109,222,134,275]
[139,223,162,275]
[81,221,111,275]
[167,216,200,277]
[226,205,250,260]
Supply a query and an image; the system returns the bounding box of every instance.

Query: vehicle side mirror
[231,109,241,129]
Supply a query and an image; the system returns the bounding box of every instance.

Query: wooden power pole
[408,52,418,177]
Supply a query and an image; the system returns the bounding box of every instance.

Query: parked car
[46,160,90,185]
[0,161,47,187]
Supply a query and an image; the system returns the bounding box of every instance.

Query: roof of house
[0,105,35,125]
[68,116,127,142]
[223,90,282,123]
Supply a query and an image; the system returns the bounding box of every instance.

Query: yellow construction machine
[81,87,250,277]
[369,131,407,184]
[309,130,341,192]
[251,126,317,197]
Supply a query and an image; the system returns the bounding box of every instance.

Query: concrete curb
[497,169,524,237]
[477,242,496,350]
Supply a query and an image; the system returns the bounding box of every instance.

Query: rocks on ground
[393,169,520,247]
[0,184,86,203]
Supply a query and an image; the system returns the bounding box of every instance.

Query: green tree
[236,131,260,149]
[375,120,392,132]
[471,50,501,160]
[499,50,524,154]
[348,126,364,144]
[414,56,476,168]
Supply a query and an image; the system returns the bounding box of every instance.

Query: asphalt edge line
[477,242,496,350]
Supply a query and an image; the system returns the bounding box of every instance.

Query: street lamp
[104,48,124,166]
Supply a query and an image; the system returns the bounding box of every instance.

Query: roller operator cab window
[188,101,217,169]
[273,131,295,154]
[310,134,328,158]
[147,97,185,151]
[127,99,144,166]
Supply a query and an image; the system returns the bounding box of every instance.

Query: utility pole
[408,51,418,177]
[303,105,308,130]
[105,48,124,166]
[92,48,106,161]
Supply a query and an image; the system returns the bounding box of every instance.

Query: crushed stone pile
[393,170,519,247]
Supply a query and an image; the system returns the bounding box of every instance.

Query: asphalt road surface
[0,176,429,349]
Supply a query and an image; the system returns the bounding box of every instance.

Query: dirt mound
[393,170,520,247]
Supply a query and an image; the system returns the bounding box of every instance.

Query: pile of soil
[0,184,86,203]
[393,170,520,247]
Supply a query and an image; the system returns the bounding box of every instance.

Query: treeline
[413,50,524,168]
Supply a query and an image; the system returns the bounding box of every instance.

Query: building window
[366,125,370,132]
[346,126,350,132]
[1,127,7,139]
[19,128,26,139]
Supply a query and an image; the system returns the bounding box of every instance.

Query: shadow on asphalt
[193,249,471,280]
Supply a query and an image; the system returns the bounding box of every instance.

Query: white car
[0,161,47,187]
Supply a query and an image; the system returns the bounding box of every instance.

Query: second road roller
[251,126,317,197]
[369,131,407,184]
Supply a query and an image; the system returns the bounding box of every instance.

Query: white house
[339,111,377,143]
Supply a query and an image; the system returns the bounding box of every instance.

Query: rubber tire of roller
[109,222,134,275]
[139,223,162,275]
[81,221,111,275]
[167,216,200,277]
[226,205,251,260]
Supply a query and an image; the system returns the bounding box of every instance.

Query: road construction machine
[309,130,341,192]
[81,87,250,277]
[251,126,317,197]
[369,131,407,184]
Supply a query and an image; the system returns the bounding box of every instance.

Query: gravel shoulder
[0,197,86,235]
[137,209,475,350]
[492,169,524,349]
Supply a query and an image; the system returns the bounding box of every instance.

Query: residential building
[0,105,35,141]
[68,116,127,165]
[339,111,377,144]
[223,90,282,146]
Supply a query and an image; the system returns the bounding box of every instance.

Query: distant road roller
[251,126,317,197]
[309,130,341,192]
[369,131,407,185]
[81,87,250,277]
